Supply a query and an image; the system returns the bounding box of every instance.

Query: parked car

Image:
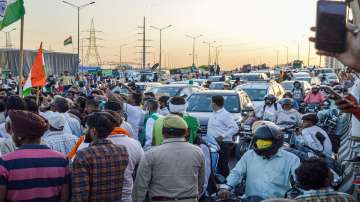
[208,75,231,82]
[146,84,203,98]
[112,82,162,94]
[235,81,285,108]
[209,82,228,90]
[280,80,312,94]
[186,90,254,135]
[231,73,269,82]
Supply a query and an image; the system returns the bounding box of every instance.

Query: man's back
[134,138,205,201]
[42,131,78,155]
[71,139,129,202]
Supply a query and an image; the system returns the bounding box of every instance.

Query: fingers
[346,23,357,31]
[310,26,316,32]
[309,37,315,42]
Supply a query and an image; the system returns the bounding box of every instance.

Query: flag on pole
[0,0,25,31]
[22,42,46,96]
[64,36,72,46]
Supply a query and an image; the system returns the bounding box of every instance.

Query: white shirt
[124,103,145,140]
[107,134,144,202]
[302,125,332,157]
[207,108,239,142]
[255,103,281,122]
[351,78,360,137]
[121,121,135,138]
[0,123,9,138]
[144,113,162,150]
[275,109,302,126]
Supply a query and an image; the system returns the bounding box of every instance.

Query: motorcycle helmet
[264,94,277,105]
[322,99,331,109]
[253,122,283,158]
[302,113,318,124]
[311,85,320,93]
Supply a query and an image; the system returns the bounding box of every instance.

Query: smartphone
[315,0,347,53]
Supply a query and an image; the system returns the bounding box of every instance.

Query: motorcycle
[304,103,321,113]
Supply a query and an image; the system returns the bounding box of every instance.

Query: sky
[4,0,321,69]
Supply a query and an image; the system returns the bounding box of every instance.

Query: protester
[140,99,162,149]
[42,112,78,155]
[0,95,27,138]
[133,115,205,202]
[158,95,170,116]
[304,86,326,105]
[0,110,69,201]
[208,95,239,177]
[301,113,332,158]
[104,100,135,138]
[153,96,200,145]
[295,157,355,202]
[71,112,129,201]
[255,94,281,122]
[106,110,144,202]
[218,122,300,200]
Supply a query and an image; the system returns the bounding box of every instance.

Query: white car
[235,81,285,108]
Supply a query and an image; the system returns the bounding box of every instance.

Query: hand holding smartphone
[315,0,347,53]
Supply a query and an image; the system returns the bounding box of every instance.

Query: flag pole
[36,87,41,105]
[18,16,24,97]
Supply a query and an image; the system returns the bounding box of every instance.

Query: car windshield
[187,94,240,113]
[150,87,181,96]
[241,88,267,101]
[295,77,311,83]
[209,83,224,89]
[327,75,338,79]
[232,74,261,81]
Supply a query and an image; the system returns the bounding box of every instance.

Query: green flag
[0,0,25,31]
[64,36,72,46]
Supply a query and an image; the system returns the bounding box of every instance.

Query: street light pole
[62,1,95,67]
[307,40,311,67]
[150,25,172,71]
[186,34,202,67]
[283,45,289,65]
[119,43,127,66]
[203,40,216,68]
[2,28,16,48]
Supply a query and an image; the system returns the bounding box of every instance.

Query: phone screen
[316,1,347,52]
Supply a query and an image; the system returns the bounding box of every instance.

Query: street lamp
[62,1,95,66]
[2,28,16,48]
[186,34,202,67]
[203,40,216,68]
[150,24,172,71]
[283,45,289,65]
[119,43,127,67]
[214,45,222,65]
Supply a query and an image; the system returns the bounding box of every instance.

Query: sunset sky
[4,0,321,69]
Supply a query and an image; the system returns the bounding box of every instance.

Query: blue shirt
[225,149,300,199]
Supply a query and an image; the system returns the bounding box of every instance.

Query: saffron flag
[22,42,46,96]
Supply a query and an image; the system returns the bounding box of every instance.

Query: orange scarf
[67,127,130,160]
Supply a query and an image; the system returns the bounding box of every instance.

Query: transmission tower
[136,16,152,69]
[83,18,103,66]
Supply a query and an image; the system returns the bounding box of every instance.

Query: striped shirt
[0,144,70,202]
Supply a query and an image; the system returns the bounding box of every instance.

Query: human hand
[310,24,360,72]
[218,188,231,200]
[335,94,360,114]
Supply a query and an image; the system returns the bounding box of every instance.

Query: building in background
[325,56,345,69]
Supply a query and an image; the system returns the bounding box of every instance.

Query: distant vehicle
[146,84,203,98]
[295,77,321,86]
[235,81,285,108]
[280,80,312,94]
[186,90,254,135]
[292,72,311,78]
[209,82,226,90]
[208,75,230,82]
[112,82,161,94]
[231,73,269,82]
[170,79,206,87]
[322,73,340,85]
[318,68,335,74]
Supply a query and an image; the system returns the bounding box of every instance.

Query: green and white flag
[0,0,25,31]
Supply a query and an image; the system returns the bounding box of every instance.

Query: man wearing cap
[0,110,70,201]
[133,115,205,202]
[153,96,200,145]
[42,113,78,155]
[274,98,302,126]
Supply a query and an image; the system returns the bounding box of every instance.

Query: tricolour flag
[0,0,25,31]
[23,42,46,96]
[64,36,72,46]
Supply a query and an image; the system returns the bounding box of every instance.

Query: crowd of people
[0,23,358,202]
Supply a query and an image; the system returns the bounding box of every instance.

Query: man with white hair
[42,112,78,155]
